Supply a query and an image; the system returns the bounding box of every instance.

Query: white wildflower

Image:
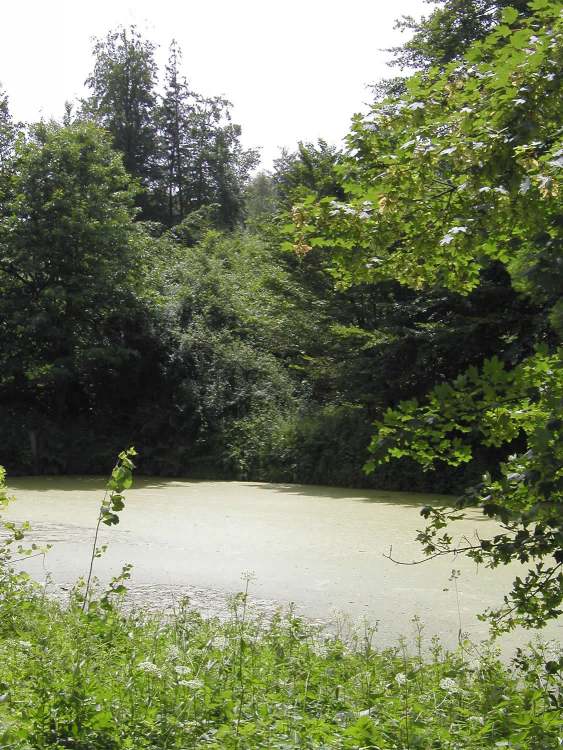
[439,677,459,693]
[174,665,190,676]
[18,641,32,649]
[138,661,162,678]
[314,642,329,657]
[469,715,485,725]
[440,226,467,246]
[408,101,425,110]
[178,679,204,690]
[167,644,181,660]
[519,176,531,194]
[440,146,457,156]
[213,636,228,650]
[395,672,407,686]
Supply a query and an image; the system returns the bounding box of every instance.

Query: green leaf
[501,6,519,25]
[89,711,115,730]
[102,512,120,526]
[511,29,532,49]
[111,494,125,511]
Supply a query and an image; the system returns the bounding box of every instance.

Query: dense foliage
[0,85,486,489]
[387,0,534,71]
[291,0,562,630]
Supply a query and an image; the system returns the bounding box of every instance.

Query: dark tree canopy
[0,121,160,470]
[83,26,159,188]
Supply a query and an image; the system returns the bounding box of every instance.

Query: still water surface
[7,477,561,650]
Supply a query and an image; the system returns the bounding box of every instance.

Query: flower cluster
[439,677,459,694]
[137,661,162,678]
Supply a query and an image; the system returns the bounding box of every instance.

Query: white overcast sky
[1,0,429,169]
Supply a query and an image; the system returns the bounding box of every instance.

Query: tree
[83,26,159,200]
[157,42,195,224]
[273,140,345,210]
[388,0,533,71]
[292,0,562,631]
[83,29,257,227]
[156,42,259,229]
[373,0,535,102]
[0,84,17,169]
[184,94,259,228]
[142,230,318,477]
[0,121,152,470]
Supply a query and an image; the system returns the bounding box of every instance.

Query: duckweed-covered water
[6,477,561,649]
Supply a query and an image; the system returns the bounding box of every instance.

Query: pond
[6,477,561,650]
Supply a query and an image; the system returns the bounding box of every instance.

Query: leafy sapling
[0,466,51,586]
[81,447,137,613]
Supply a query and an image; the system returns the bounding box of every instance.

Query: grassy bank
[0,574,561,749]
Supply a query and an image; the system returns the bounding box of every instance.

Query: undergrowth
[0,457,561,749]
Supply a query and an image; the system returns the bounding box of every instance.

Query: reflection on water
[6,477,561,650]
